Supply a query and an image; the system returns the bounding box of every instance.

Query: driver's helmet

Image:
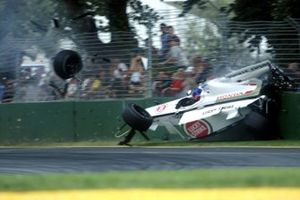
[191,87,202,100]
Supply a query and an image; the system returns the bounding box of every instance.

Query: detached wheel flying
[53,50,83,79]
[122,104,153,132]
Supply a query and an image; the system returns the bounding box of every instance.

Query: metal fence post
[218,8,229,71]
[146,22,153,98]
[287,17,300,59]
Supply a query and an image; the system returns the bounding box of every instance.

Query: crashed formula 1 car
[50,51,292,145]
[118,60,293,145]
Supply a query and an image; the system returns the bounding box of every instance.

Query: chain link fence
[0,10,300,103]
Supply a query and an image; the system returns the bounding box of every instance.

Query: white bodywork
[145,61,272,138]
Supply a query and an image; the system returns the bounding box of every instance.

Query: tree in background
[181,0,300,66]
[231,0,300,65]
[232,0,300,21]
[184,20,220,60]
[181,0,300,22]
[179,0,254,70]
[0,0,160,67]
[49,0,160,60]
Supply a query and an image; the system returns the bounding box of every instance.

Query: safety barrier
[0,98,179,144]
[0,93,299,144]
[279,92,300,139]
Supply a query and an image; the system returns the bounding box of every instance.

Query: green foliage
[232,0,300,21]
[0,0,161,42]
[128,0,161,28]
[1,168,300,190]
[180,0,300,65]
[180,0,234,18]
[0,0,162,62]
[181,0,209,16]
[272,0,300,20]
[179,0,241,64]
[182,0,300,20]
[231,0,300,64]
[231,0,274,21]
[184,20,220,59]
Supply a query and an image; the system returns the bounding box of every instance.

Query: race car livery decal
[217,92,244,101]
[156,104,167,113]
[201,104,234,116]
[244,90,254,95]
[183,120,212,138]
[217,90,255,101]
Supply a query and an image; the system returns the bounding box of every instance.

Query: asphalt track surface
[0,147,300,174]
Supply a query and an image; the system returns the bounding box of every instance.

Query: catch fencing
[0,9,300,103]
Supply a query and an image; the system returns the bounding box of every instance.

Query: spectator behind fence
[1,79,15,103]
[192,55,212,84]
[48,75,68,100]
[159,36,189,74]
[84,72,108,99]
[65,78,78,99]
[128,52,145,95]
[110,58,128,98]
[161,68,185,97]
[0,80,4,101]
[145,38,158,55]
[180,66,198,96]
[159,23,169,60]
[81,74,93,99]
[152,71,171,96]
[167,26,180,46]
[90,74,101,95]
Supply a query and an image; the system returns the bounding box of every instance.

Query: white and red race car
[50,50,292,145]
[118,60,293,145]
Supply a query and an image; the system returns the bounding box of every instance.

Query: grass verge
[1,168,300,191]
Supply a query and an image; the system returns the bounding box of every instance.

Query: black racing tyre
[244,111,269,132]
[122,104,153,132]
[53,50,83,79]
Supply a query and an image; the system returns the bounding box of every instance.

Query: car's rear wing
[225,60,271,82]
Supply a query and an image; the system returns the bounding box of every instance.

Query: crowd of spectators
[0,78,14,103]
[1,22,300,103]
[77,50,147,100]
[153,55,212,97]
[153,23,212,97]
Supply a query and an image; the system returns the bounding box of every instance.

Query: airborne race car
[118,60,293,145]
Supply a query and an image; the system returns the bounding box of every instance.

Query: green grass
[1,168,300,191]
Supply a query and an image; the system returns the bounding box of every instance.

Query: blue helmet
[191,87,202,99]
